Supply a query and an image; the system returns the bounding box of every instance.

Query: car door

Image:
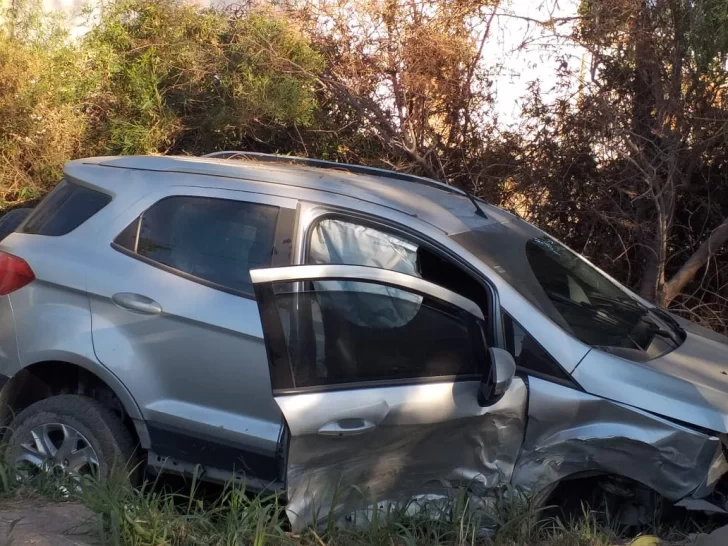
[87,188,296,487]
[250,264,528,530]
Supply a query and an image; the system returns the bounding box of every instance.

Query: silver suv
[0,152,727,527]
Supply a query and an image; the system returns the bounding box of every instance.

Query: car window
[258,280,486,390]
[308,218,423,327]
[453,226,683,361]
[114,196,279,296]
[307,217,494,341]
[22,180,111,236]
[502,312,572,383]
[309,218,420,276]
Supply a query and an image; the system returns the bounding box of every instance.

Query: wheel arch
[0,352,149,449]
[534,470,679,526]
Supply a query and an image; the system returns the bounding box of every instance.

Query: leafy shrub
[83,0,324,155]
[0,5,90,206]
[0,0,323,208]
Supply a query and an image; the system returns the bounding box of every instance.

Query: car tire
[0,208,32,241]
[5,395,139,483]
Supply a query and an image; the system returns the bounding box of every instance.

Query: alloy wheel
[15,422,99,482]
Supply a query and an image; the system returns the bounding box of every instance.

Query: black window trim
[110,196,296,300]
[301,209,500,347]
[502,310,583,391]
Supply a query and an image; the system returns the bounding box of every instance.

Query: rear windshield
[22,180,111,236]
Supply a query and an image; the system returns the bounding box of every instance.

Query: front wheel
[5,395,138,485]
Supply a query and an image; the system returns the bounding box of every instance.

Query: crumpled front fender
[512,377,727,508]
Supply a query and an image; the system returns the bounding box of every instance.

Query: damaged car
[0,151,726,529]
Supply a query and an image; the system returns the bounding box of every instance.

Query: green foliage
[0,0,323,201]
[78,475,615,546]
[83,0,323,155]
[0,4,90,202]
[0,445,705,545]
[578,0,728,72]
[689,0,728,71]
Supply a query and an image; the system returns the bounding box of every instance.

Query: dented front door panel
[281,379,527,529]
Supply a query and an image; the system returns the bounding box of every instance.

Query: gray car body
[0,154,726,527]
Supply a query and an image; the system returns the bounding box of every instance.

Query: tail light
[0,252,35,295]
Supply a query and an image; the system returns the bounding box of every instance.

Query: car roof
[66,154,517,234]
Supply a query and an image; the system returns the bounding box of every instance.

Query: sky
[481,0,585,124]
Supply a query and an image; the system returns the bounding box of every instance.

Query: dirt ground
[0,499,98,546]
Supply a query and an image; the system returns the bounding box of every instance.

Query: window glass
[115,196,279,295]
[308,218,423,327]
[453,226,683,361]
[309,218,420,276]
[22,180,111,236]
[503,312,572,382]
[114,217,139,251]
[262,280,485,389]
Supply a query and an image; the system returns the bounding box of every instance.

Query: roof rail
[202,151,466,196]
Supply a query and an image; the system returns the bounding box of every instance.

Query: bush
[0,0,324,209]
[83,0,324,155]
[0,6,90,207]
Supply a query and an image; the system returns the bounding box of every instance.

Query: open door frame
[251,264,528,530]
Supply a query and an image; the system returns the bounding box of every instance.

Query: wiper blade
[649,308,686,343]
[651,307,680,329]
[546,290,626,328]
[645,325,681,346]
[589,294,647,314]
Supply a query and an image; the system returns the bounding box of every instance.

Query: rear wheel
[0,208,32,241]
[5,395,138,485]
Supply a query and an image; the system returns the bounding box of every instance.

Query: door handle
[112,293,162,315]
[318,418,376,437]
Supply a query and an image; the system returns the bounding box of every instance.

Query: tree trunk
[662,217,728,306]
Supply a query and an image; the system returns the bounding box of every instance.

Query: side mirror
[490,348,516,397]
[478,348,516,405]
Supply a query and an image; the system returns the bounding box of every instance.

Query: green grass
[40,473,641,545]
[0,459,705,545]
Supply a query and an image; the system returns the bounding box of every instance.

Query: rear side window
[22,180,111,236]
[114,196,279,296]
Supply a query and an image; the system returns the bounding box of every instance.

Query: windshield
[452,222,685,361]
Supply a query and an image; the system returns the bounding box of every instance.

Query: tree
[291,0,511,194]
[82,0,324,155]
[509,0,728,329]
[584,0,728,307]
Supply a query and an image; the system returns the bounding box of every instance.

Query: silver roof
[66,155,518,234]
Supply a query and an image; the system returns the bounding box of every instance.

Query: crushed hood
[574,322,728,433]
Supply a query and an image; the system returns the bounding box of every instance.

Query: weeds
[79,471,290,546]
[0,452,709,545]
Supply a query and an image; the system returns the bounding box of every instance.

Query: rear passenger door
[87,188,296,487]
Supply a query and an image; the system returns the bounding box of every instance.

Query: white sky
[483,0,585,124]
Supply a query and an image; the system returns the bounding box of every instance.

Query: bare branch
[663,217,728,306]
